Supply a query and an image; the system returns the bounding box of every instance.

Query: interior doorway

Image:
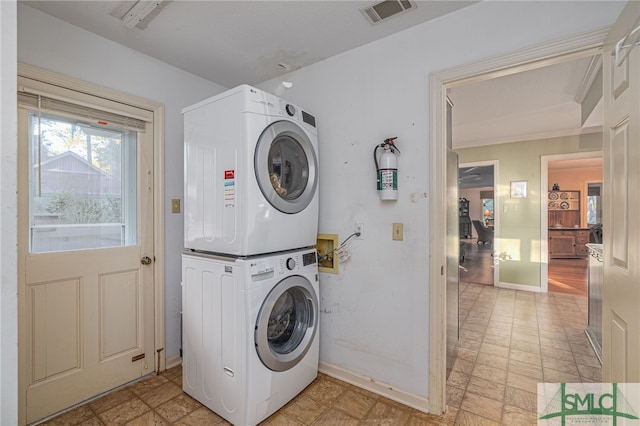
[428,29,607,414]
[458,162,497,287]
[546,156,602,296]
[540,152,603,294]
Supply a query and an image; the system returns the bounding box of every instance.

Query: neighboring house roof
[34,151,108,176]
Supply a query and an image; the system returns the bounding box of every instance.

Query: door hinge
[132,353,145,362]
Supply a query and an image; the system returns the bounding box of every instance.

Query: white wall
[17,4,227,363]
[259,1,623,400]
[1,1,18,424]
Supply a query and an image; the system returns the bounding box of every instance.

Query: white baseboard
[166,355,182,370]
[495,281,542,292]
[318,361,431,414]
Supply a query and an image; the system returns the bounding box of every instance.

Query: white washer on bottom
[182,248,319,425]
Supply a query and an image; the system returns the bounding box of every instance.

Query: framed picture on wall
[510,180,528,198]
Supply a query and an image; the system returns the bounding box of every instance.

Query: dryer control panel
[277,99,316,128]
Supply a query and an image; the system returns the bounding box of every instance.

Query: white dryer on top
[183,85,319,256]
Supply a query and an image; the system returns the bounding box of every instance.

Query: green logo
[539,383,639,425]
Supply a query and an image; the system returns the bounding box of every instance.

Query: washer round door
[255,120,318,214]
[255,275,318,372]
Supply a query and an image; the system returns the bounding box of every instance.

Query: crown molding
[574,54,603,104]
[454,126,602,150]
[437,27,609,88]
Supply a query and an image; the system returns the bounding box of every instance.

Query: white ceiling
[21,0,476,87]
[459,165,494,190]
[22,0,604,149]
[449,55,603,149]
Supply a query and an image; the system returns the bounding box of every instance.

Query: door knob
[141,256,152,265]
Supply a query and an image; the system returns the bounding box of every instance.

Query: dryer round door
[255,275,318,372]
[255,120,318,214]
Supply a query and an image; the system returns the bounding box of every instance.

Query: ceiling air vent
[361,0,416,24]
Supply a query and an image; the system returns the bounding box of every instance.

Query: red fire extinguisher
[374,137,400,201]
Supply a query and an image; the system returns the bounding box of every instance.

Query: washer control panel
[247,249,318,284]
[302,251,317,266]
[286,257,296,270]
[278,250,317,275]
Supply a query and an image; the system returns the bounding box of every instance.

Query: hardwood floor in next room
[459,239,589,296]
[548,258,588,297]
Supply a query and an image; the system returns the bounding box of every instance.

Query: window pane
[29,112,137,253]
[587,183,602,225]
[482,198,494,226]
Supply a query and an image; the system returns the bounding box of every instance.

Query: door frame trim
[428,28,609,414]
[17,63,166,424]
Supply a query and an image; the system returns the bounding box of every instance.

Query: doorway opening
[541,152,603,295]
[428,29,608,414]
[458,162,497,287]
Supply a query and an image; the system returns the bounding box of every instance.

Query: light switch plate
[171,199,181,214]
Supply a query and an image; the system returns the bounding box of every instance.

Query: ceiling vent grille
[361,0,416,24]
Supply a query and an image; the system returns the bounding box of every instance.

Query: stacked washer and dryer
[181,85,320,425]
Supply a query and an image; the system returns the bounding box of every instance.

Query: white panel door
[602,1,640,382]
[18,90,155,423]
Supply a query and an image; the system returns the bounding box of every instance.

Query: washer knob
[286,258,296,270]
[285,104,296,116]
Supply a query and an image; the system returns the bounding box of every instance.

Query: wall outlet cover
[393,223,404,241]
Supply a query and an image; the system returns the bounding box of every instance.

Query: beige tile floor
[41,281,599,426]
[446,281,601,425]
[39,365,449,425]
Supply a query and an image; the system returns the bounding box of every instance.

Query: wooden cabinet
[549,229,590,258]
[548,190,580,228]
[548,190,587,258]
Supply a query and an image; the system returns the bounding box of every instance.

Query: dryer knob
[286,258,296,270]
[285,104,296,116]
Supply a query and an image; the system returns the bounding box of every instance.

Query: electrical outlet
[393,223,404,241]
[354,223,364,239]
